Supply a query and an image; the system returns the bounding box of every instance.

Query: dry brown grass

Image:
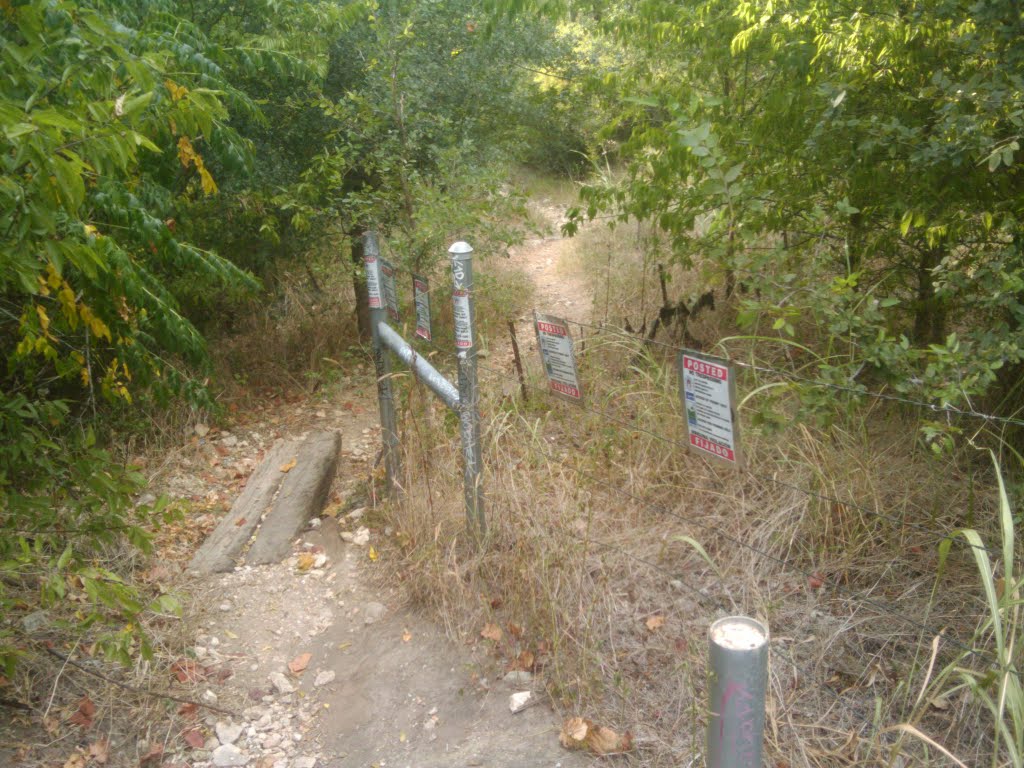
[368,207,1013,767]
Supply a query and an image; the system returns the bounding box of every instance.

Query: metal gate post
[364,231,401,497]
[449,241,485,539]
[707,616,769,768]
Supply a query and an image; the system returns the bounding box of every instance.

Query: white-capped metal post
[450,241,485,539]
[707,616,769,768]
[364,231,401,497]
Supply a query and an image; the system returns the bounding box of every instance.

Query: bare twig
[43,647,238,717]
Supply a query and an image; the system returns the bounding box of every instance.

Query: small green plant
[899,450,1023,767]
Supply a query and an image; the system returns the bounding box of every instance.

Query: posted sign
[364,252,382,309]
[379,258,400,322]
[412,274,432,341]
[453,288,473,349]
[535,312,582,402]
[678,350,741,466]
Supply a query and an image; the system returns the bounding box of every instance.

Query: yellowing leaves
[164,79,189,102]
[480,623,503,642]
[279,458,297,473]
[645,614,666,632]
[176,136,218,196]
[559,717,632,755]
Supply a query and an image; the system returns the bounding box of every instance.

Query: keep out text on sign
[678,350,741,466]
[535,312,582,402]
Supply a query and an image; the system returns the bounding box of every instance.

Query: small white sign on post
[380,258,400,322]
[678,350,741,466]
[453,288,473,349]
[413,274,432,341]
[365,252,382,309]
[535,312,582,402]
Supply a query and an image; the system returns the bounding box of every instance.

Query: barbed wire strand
[517,424,1017,681]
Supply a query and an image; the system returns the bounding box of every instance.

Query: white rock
[219,601,232,612]
[363,602,386,625]
[211,743,248,767]
[340,531,355,543]
[293,757,316,768]
[201,689,219,705]
[347,507,366,520]
[269,672,295,694]
[351,527,370,546]
[313,670,336,687]
[509,691,532,713]
[216,721,244,745]
[194,646,208,660]
[263,733,283,749]
[313,554,328,568]
[308,518,322,530]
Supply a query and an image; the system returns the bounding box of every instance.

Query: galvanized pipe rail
[363,231,485,539]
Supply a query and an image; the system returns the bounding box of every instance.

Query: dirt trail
[165,201,592,768]
[486,200,593,385]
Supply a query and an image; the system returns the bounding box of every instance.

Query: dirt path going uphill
[133,204,594,768]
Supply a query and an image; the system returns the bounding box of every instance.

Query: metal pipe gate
[363,231,485,539]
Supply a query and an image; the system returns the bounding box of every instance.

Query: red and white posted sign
[678,351,741,465]
[535,312,582,402]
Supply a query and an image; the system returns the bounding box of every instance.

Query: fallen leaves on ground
[67,695,96,729]
[514,650,535,671]
[288,652,312,675]
[645,614,666,632]
[182,728,205,749]
[480,623,503,642]
[402,629,412,643]
[559,717,633,755]
[62,751,86,768]
[138,743,164,767]
[171,659,205,683]
[279,457,297,473]
[368,546,378,561]
[88,739,110,764]
[296,552,316,571]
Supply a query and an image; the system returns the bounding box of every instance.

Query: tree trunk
[913,247,946,345]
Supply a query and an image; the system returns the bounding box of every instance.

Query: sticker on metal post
[535,312,582,402]
[453,288,473,349]
[413,274,432,341]
[379,258,400,322]
[364,252,382,309]
[678,350,741,466]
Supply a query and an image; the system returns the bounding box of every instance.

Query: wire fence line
[509,420,1012,681]
[369,251,1019,764]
